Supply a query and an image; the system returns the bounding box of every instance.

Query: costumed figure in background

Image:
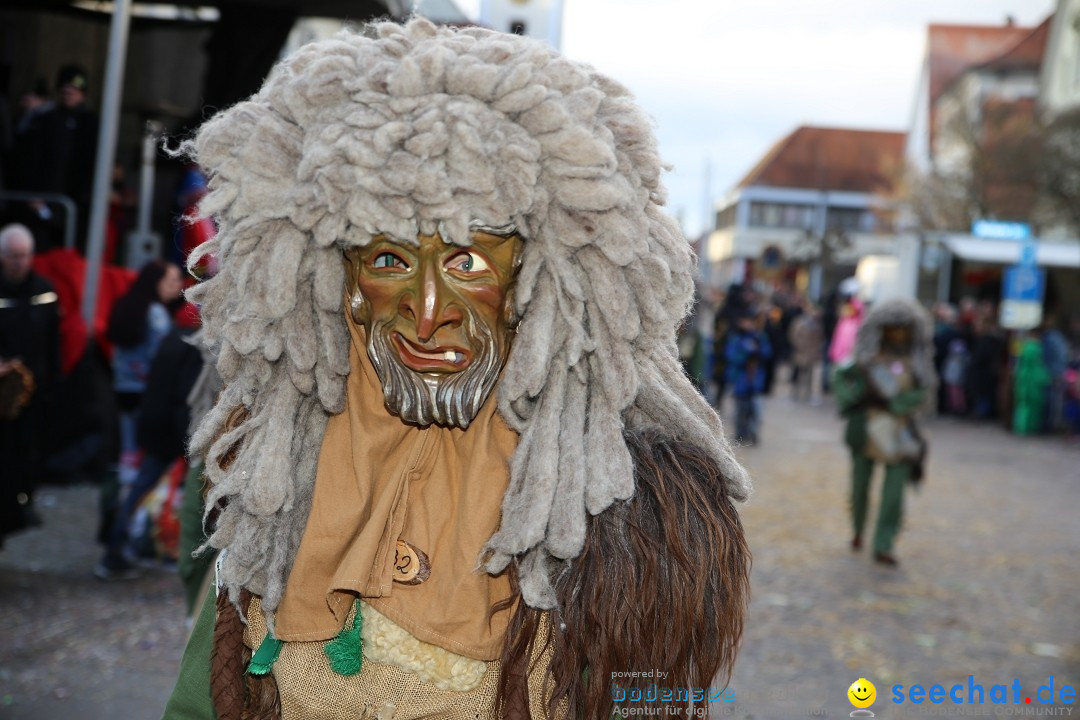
[164,19,751,720]
[1012,336,1050,436]
[832,297,935,567]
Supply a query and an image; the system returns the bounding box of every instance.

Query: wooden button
[393,539,431,585]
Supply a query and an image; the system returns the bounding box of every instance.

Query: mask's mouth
[392,332,471,373]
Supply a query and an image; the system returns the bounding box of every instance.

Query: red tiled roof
[927,23,1033,105]
[979,15,1052,72]
[737,126,906,194]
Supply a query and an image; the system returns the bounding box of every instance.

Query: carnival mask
[343,228,522,429]
[881,323,914,355]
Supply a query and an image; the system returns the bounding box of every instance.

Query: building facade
[706,126,906,300]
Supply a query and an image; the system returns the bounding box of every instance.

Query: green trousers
[851,454,909,554]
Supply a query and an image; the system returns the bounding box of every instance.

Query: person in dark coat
[14,65,98,252]
[0,224,60,545]
[97,324,203,578]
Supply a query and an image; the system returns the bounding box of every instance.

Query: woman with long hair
[97,260,182,579]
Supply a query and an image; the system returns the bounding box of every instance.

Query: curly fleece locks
[184,17,751,620]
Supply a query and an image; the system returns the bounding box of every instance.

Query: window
[748,201,814,228]
[826,207,866,232]
[715,204,736,229]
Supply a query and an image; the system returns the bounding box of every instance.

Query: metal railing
[0,191,79,250]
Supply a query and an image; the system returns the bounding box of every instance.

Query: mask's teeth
[444,350,457,362]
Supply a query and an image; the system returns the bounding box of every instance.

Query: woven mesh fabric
[243,596,558,719]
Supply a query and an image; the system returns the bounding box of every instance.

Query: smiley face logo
[848,678,876,709]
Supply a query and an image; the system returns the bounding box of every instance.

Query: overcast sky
[454,0,1056,237]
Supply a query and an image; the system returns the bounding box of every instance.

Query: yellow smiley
[848,678,876,708]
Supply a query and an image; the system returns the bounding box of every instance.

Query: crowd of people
[682,280,1080,444]
[0,219,203,570]
[930,299,1078,436]
[0,59,219,573]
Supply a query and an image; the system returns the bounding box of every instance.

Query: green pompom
[325,601,363,676]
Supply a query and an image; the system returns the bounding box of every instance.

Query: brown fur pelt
[210,587,283,720]
[241,670,282,720]
[211,589,247,720]
[498,429,751,719]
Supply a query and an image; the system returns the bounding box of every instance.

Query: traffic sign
[999,264,1045,330]
[1019,237,1037,267]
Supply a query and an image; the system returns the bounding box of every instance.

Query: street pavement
[1,391,1078,719]
[721,391,1079,719]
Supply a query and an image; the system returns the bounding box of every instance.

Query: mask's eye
[372,252,409,270]
[446,251,491,275]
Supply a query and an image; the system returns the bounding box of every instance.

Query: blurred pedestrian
[0,224,60,545]
[97,316,202,578]
[832,298,935,567]
[828,294,863,368]
[1041,316,1069,433]
[96,260,182,578]
[711,306,730,412]
[967,310,1005,420]
[1063,359,1080,440]
[726,308,772,445]
[12,65,98,251]
[941,337,970,415]
[820,289,840,393]
[788,305,823,403]
[932,303,960,414]
[173,164,217,274]
[762,303,785,394]
[14,78,53,136]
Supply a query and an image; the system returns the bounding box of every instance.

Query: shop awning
[943,234,1080,268]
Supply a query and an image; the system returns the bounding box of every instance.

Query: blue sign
[1000,264,1045,329]
[1019,238,1037,268]
[972,220,1031,241]
[1003,265,1045,302]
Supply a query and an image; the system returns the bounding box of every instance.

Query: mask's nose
[401,258,464,343]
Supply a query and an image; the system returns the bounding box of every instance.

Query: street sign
[972,220,1031,241]
[999,265,1045,330]
[1019,237,1037,267]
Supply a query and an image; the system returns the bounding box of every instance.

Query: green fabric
[248,632,284,676]
[876,463,908,553]
[1013,339,1050,435]
[888,387,925,416]
[851,454,874,538]
[832,363,868,452]
[179,461,216,616]
[850,454,909,554]
[324,600,364,676]
[161,582,218,720]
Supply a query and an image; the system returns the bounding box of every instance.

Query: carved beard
[365,312,505,429]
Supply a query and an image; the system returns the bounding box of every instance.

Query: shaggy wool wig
[854,296,937,394]
[183,17,751,622]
